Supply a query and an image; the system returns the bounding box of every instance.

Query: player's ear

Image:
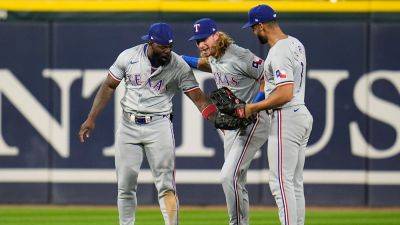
[148,41,158,52]
[256,23,264,31]
[251,23,261,33]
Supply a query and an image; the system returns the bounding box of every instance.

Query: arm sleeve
[271,48,294,86]
[108,51,128,81]
[252,91,265,103]
[181,55,199,69]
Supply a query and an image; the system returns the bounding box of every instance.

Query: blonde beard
[200,46,217,58]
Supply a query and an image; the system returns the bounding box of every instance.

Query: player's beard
[200,46,216,58]
[257,34,268,44]
[155,52,171,66]
[201,45,222,59]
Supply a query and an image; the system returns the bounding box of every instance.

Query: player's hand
[78,118,95,143]
[234,104,254,119]
[244,104,255,119]
[234,103,246,118]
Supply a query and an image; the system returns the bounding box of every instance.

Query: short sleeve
[179,65,199,93]
[271,48,294,86]
[109,51,128,81]
[244,51,264,80]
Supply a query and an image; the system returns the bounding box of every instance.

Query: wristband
[202,104,217,119]
[252,91,265,103]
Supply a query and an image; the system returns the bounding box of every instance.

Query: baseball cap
[188,18,218,41]
[141,23,174,45]
[242,4,277,29]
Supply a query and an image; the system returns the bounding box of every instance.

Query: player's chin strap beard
[147,42,169,67]
[201,45,222,60]
[149,53,169,67]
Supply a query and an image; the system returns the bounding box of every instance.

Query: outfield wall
[0,19,399,206]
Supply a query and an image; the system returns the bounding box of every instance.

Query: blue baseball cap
[242,4,277,29]
[189,18,218,41]
[141,23,174,45]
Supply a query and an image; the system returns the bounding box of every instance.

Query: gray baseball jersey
[263,36,313,225]
[208,44,264,103]
[264,36,306,108]
[110,43,199,225]
[110,43,199,116]
[208,43,270,225]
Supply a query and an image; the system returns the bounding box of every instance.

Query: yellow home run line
[1,0,400,13]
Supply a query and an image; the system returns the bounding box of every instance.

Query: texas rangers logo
[275,69,287,78]
[194,23,201,33]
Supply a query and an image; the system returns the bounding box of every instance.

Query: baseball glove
[210,87,246,118]
[210,87,255,130]
[214,111,253,130]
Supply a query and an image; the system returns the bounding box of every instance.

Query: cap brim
[188,33,213,41]
[141,34,150,41]
[242,21,255,29]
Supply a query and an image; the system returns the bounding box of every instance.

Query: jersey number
[299,62,304,88]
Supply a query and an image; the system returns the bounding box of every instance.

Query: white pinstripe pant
[115,116,179,225]
[220,111,270,225]
[268,105,313,225]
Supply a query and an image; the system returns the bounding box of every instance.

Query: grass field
[0,206,399,225]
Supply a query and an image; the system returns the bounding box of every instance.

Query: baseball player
[78,23,221,225]
[241,5,314,225]
[182,18,270,225]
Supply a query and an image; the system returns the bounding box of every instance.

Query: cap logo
[150,36,154,40]
[255,18,259,22]
[194,23,201,33]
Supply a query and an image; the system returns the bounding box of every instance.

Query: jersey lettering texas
[213,72,238,86]
[126,73,165,92]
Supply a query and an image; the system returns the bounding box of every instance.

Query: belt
[123,111,170,125]
[272,105,303,112]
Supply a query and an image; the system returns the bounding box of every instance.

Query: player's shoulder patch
[275,69,287,79]
[251,56,263,69]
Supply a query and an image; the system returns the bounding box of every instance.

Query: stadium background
[0,0,399,208]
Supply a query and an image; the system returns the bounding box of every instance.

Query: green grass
[0,206,399,225]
